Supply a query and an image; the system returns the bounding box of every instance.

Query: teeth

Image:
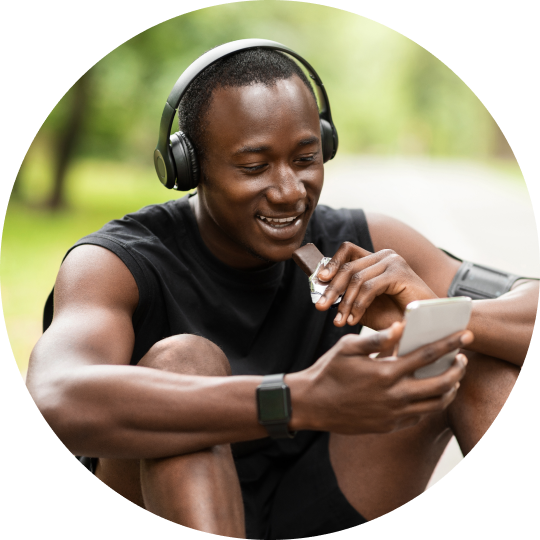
[258,215,298,223]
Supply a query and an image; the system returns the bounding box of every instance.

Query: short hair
[177,47,318,163]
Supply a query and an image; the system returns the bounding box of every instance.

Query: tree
[46,72,91,209]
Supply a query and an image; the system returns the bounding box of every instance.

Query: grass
[1,156,188,374]
[1,153,525,374]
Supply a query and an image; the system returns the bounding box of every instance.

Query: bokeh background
[1,0,534,380]
[4,0,540,538]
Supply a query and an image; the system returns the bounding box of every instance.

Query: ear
[319,118,335,163]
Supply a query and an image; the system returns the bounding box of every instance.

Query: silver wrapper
[309,257,343,305]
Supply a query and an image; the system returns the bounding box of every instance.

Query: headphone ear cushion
[179,132,200,190]
[320,118,337,163]
[170,131,200,191]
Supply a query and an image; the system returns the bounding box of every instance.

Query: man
[26,46,537,539]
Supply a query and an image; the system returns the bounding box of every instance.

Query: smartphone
[397,297,472,379]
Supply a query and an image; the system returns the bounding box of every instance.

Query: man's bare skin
[26,74,537,535]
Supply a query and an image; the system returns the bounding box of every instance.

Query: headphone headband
[154,39,338,189]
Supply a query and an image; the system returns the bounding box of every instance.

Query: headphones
[154,39,339,191]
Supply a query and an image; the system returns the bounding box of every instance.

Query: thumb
[341,322,404,356]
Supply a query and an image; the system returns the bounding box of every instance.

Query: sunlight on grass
[1,158,187,374]
[0,156,525,374]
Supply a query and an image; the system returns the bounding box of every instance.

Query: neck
[189,193,274,271]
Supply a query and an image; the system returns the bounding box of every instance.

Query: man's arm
[26,244,270,458]
[27,244,468,459]
[368,213,537,366]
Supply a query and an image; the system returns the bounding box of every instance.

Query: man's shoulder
[311,204,355,230]
[66,198,191,261]
[311,204,373,252]
[94,198,185,242]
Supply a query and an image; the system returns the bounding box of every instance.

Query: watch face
[257,386,288,423]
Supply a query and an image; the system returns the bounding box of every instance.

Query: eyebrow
[233,145,271,156]
[232,136,319,156]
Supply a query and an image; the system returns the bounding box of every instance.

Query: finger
[398,354,468,401]
[401,382,461,416]
[395,330,474,377]
[318,242,372,283]
[339,322,404,356]
[393,414,424,431]
[316,243,355,284]
[317,252,385,310]
[333,262,388,326]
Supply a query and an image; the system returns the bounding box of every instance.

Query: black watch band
[256,373,296,439]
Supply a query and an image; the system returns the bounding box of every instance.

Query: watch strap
[257,373,296,439]
[265,422,294,439]
[262,373,287,386]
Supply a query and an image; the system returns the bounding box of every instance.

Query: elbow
[27,375,103,455]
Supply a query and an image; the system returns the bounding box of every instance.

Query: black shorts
[79,431,366,539]
[232,431,366,539]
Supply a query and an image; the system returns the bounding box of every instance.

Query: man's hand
[288,322,472,434]
[315,242,438,330]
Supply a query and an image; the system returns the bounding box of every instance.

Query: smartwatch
[256,373,296,439]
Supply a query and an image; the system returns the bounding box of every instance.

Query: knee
[460,350,521,398]
[139,334,231,377]
[447,351,520,455]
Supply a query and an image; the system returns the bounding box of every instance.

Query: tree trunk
[47,72,91,209]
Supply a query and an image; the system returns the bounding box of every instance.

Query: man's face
[194,74,324,270]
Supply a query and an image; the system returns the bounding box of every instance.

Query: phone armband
[448,261,521,300]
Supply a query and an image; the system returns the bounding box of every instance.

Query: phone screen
[397,297,472,379]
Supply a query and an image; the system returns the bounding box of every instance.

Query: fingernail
[335,313,342,323]
[461,355,468,366]
[317,296,326,306]
[460,333,473,346]
[319,269,329,279]
[455,382,461,391]
[347,314,354,324]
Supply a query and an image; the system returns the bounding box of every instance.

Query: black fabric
[44,195,371,376]
[349,208,374,254]
[235,432,367,539]
[47,195,374,538]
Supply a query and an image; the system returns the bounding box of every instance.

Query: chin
[256,240,305,263]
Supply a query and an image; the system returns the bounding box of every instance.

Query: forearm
[467,280,538,366]
[34,364,271,458]
[32,359,330,461]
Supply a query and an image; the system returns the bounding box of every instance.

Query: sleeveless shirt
[44,194,374,376]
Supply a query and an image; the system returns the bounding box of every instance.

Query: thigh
[94,459,152,538]
[330,350,519,521]
[269,432,367,539]
[446,350,519,455]
[93,333,233,510]
[330,411,451,521]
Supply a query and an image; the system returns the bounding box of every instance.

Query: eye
[243,164,266,172]
[295,153,318,165]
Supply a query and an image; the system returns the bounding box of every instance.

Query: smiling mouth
[257,213,302,229]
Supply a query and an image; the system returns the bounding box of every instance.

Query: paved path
[318,156,539,487]
[321,156,539,275]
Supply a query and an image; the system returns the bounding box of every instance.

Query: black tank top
[44,194,374,375]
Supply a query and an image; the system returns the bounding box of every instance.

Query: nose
[265,165,307,206]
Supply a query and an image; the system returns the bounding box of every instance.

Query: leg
[329,411,451,521]
[329,351,518,521]
[449,348,540,538]
[94,335,245,538]
[446,350,519,455]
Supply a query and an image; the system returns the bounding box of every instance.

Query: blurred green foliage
[22,2,510,176]
[2,1,520,373]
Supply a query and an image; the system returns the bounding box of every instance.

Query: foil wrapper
[309,257,343,305]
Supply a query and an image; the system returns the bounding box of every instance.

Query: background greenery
[1,1,521,373]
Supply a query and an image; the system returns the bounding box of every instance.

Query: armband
[448,261,521,300]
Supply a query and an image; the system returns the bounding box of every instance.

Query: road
[319,155,539,487]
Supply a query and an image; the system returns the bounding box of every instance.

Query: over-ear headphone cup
[170,131,200,190]
[320,118,337,163]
